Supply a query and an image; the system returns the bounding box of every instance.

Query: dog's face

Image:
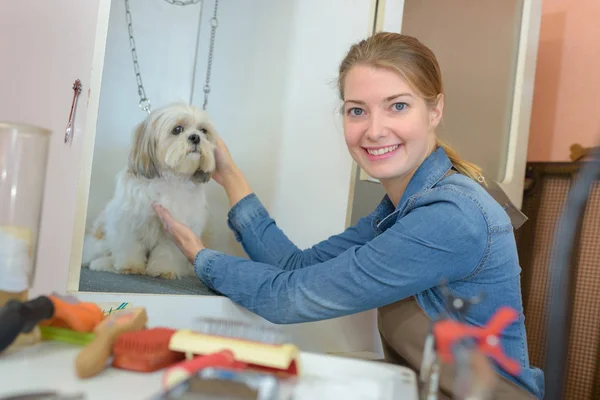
[128,103,217,183]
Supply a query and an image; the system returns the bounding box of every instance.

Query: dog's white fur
[81,102,217,279]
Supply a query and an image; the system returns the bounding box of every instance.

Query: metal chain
[202,0,219,110]
[125,0,151,113]
[163,0,202,5]
[124,0,218,114]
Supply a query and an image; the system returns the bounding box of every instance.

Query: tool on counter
[433,306,521,376]
[0,390,86,400]
[162,349,247,389]
[39,326,96,346]
[419,282,520,400]
[74,306,147,379]
[111,327,186,373]
[0,294,103,353]
[163,318,300,392]
[419,282,485,399]
[170,318,300,373]
[154,367,281,400]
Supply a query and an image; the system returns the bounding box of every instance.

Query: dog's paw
[119,263,146,275]
[147,270,178,280]
[89,256,115,272]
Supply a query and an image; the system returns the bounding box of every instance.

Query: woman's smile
[362,144,402,161]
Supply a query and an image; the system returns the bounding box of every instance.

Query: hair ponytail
[436,138,485,185]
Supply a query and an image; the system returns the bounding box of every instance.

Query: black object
[544,146,600,400]
[0,296,54,353]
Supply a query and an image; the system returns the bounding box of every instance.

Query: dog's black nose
[188,134,201,145]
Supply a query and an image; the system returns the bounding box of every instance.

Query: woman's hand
[211,136,239,187]
[211,136,253,207]
[152,203,204,263]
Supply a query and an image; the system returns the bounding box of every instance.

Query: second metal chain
[202,0,219,110]
[125,0,219,114]
[163,0,202,5]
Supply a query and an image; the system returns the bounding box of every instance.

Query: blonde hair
[337,32,484,183]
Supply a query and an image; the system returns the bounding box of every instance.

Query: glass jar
[0,122,51,304]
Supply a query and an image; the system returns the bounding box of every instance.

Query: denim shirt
[194,147,545,399]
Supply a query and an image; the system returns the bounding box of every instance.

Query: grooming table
[0,342,418,399]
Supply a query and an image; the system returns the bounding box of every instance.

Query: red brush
[112,327,185,372]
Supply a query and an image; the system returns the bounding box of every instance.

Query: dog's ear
[192,169,212,184]
[128,118,160,179]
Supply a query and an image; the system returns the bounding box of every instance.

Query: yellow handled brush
[168,318,301,378]
[75,307,148,378]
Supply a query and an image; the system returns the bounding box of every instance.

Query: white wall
[81,0,384,355]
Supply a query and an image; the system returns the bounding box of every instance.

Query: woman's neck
[380,170,416,207]
[382,141,438,206]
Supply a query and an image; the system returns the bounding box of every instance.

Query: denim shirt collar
[372,146,452,231]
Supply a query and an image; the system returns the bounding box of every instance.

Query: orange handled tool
[433,306,521,376]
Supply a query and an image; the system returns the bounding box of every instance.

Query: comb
[167,318,301,380]
[112,327,185,373]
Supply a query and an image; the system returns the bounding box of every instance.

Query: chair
[516,161,600,400]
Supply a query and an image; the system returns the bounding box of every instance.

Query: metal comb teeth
[193,317,291,345]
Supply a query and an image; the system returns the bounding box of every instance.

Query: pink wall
[527,0,600,161]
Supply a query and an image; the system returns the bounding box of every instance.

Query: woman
[153,32,544,399]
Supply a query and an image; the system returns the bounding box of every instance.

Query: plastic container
[0,122,51,296]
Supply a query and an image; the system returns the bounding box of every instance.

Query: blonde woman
[154,33,544,399]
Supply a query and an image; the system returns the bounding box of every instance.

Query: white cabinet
[0,0,109,297]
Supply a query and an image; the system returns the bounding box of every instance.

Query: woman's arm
[224,191,381,270]
[213,141,382,270]
[194,190,488,324]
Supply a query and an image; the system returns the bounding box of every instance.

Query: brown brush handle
[74,307,148,378]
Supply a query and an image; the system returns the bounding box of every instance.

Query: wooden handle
[75,329,115,378]
[74,307,148,379]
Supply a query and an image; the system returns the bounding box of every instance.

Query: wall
[527,0,600,161]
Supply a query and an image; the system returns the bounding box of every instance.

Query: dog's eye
[172,126,184,135]
[199,128,207,134]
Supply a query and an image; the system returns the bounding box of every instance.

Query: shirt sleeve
[195,190,488,324]
[226,193,382,271]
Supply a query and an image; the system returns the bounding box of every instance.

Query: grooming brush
[39,294,104,332]
[168,318,301,377]
[112,327,186,373]
[162,349,248,389]
[75,307,148,379]
[0,294,103,353]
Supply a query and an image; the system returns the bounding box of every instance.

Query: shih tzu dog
[81,102,217,279]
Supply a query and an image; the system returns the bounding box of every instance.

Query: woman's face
[342,65,443,183]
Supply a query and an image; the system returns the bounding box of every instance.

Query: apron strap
[444,169,528,230]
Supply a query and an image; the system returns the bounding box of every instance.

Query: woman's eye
[393,102,408,111]
[171,126,184,135]
[348,107,364,116]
